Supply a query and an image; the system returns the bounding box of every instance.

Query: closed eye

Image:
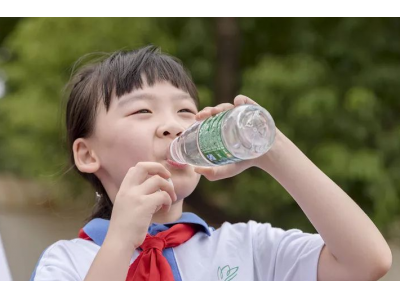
[133,109,152,114]
[179,109,196,114]
[131,108,195,115]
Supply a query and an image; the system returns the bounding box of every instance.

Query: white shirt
[31,213,324,281]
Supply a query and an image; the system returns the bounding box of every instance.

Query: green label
[198,110,243,166]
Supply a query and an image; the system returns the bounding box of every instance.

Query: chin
[172,170,200,200]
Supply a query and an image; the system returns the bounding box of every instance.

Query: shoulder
[31,239,99,281]
[206,220,286,251]
[40,238,98,259]
[214,220,323,251]
[215,220,283,239]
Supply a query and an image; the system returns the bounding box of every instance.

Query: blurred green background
[0,18,400,279]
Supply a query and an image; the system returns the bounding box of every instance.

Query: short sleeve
[31,241,82,281]
[253,222,325,281]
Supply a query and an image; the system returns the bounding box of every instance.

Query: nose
[156,121,183,139]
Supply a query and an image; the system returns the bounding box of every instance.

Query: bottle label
[198,110,243,166]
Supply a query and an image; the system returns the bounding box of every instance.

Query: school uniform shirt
[31,212,325,281]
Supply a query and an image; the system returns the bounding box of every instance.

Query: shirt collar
[82,212,212,246]
[148,212,212,236]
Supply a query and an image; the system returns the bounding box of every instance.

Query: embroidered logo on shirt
[217,265,239,281]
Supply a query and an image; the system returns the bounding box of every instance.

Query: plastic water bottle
[169,104,276,167]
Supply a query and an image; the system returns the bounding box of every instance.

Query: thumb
[194,161,251,181]
[193,166,215,177]
[234,95,260,106]
[193,166,224,181]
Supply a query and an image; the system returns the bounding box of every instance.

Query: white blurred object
[167,178,174,188]
[0,77,5,99]
[0,233,12,281]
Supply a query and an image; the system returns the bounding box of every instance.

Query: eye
[178,108,196,114]
[133,109,152,114]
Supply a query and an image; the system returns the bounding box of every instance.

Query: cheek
[127,139,152,161]
[99,128,153,165]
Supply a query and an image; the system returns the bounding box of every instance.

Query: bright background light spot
[0,78,5,99]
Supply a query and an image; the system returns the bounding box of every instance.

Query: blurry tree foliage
[0,18,399,234]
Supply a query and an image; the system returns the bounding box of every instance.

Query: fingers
[233,95,260,106]
[143,191,173,213]
[121,162,171,188]
[117,162,175,214]
[194,160,252,181]
[195,103,235,121]
[195,95,260,122]
[140,175,177,201]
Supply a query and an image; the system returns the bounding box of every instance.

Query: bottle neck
[169,138,185,164]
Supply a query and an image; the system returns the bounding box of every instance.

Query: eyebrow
[117,92,193,108]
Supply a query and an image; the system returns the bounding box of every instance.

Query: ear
[73,138,100,174]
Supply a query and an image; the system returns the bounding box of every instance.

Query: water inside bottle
[222,105,275,160]
[170,121,215,167]
[238,109,269,151]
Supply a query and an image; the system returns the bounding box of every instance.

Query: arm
[84,232,133,281]
[82,163,176,281]
[255,129,392,280]
[193,96,392,280]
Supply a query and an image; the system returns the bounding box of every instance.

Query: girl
[31,46,391,281]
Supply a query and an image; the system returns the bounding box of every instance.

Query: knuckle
[205,175,215,181]
[160,176,169,185]
[159,191,168,201]
[137,195,146,206]
[163,191,172,202]
[135,161,145,168]
[118,186,132,198]
[153,175,163,183]
[117,190,128,199]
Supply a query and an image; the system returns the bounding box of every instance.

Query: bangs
[99,46,199,110]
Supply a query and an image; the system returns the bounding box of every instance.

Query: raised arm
[256,129,392,280]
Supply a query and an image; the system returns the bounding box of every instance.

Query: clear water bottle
[169,104,276,167]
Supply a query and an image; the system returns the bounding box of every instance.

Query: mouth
[166,158,188,169]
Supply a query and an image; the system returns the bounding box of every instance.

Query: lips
[166,158,188,169]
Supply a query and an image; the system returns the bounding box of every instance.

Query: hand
[193,95,261,181]
[107,162,177,250]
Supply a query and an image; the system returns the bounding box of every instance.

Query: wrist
[104,227,138,254]
[254,128,288,172]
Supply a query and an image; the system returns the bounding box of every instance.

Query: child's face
[89,80,201,202]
